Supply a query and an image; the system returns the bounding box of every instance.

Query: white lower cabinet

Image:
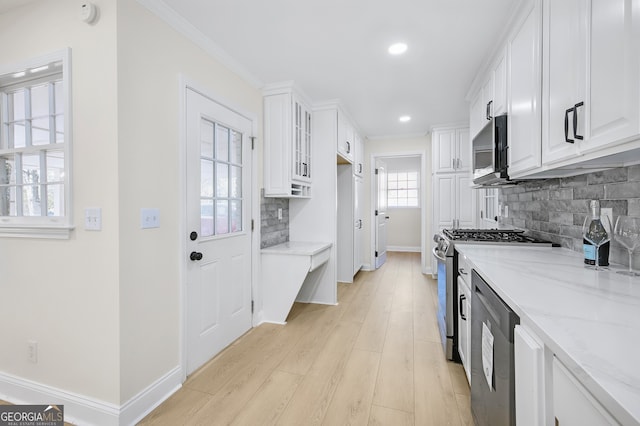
[457,255,472,384]
[553,357,619,426]
[515,325,547,426]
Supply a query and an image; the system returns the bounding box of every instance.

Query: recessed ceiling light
[399,115,411,122]
[388,43,408,55]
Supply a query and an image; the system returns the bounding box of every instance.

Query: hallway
[140,252,472,425]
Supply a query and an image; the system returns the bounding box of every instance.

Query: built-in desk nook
[261,241,332,324]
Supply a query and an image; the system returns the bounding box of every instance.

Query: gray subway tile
[587,168,628,184]
[606,181,640,200]
[574,184,605,200]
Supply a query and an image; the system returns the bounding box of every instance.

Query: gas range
[434,228,552,257]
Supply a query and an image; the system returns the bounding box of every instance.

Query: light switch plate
[85,207,102,231]
[141,208,160,229]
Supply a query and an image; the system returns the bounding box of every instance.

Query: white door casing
[185,88,253,375]
[374,159,388,269]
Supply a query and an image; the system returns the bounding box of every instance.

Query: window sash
[387,171,420,208]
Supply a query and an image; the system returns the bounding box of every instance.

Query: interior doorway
[370,152,426,273]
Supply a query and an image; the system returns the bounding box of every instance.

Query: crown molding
[136,0,263,89]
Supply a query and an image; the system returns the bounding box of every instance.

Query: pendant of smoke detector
[80,2,99,25]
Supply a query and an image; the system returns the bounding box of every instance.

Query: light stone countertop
[455,244,640,426]
[261,241,332,256]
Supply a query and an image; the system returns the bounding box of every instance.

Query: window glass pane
[407,172,418,181]
[397,172,407,182]
[200,199,214,237]
[230,200,242,233]
[8,123,26,148]
[216,163,229,198]
[388,180,398,190]
[200,120,214,159]
[407,179,418,189]
[46,151,64,183]
[200,159,213,197]
[46,183,64,216]
[387,173,397,182]
[0,155,16,184]
[8,90,25,121]
[54,81,64,114]
[408,189,418,199]
[32,117,50,145]
[216,125,229,162]
[0,186,17,216]
[230,165,241,198]
[55,115,64,143]
[22,185,42,216]
[31,84,49,118]
[398,190,407,199]
[230,130,242,164]
[22,154,41,184]
[388,189,398,200]
[397,198,408,207]
[216,200,229,235]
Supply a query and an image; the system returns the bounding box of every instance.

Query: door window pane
[216,200,229,234]
[216,125,229,162]
[230,130,242,164]
[201,159,213,197]
[200,120,214,158]
[216,163,229,198]
[230,165,241,198]
[201,199,214,237]
[230,200,242,232]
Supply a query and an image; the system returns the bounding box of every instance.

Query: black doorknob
[190,251,203,261]
[190,231,198,241]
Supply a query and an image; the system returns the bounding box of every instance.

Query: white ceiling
[157,0,516,139]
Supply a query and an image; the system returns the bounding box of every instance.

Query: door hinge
[375,168,379,175]
[251,219,254,231]
[251,137,255,150]
[375,251,378,257]
[251,300,254,314]
[375,210,378,216]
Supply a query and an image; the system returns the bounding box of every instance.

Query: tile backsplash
[499,165,640,267]
[260,190,289,249]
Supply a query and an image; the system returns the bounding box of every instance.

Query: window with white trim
[0,49,72,238]
[387,171,419,208]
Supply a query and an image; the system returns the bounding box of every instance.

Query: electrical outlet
[278,208,282,221]
[601,208,613,229]
[504,205,509,218]
[28,340,38,363]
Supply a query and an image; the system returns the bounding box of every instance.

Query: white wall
[116,0,262,404]
[0,0,120,404]
[364,135,432,270]
[0,0,264,419]
[383,156,421,250]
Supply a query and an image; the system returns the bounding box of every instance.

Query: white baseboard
[121,366,182,425]
[387,245,421,252]
[0,372,119,425]
[0,366,182,426]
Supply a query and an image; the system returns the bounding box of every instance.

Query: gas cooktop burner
[443,228,548,243]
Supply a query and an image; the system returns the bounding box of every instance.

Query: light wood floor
[139,251,472,425]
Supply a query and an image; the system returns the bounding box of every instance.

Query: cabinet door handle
[453,158,456,169]
[459,268,468,275]
[564,107,575,143]
[486,100,493,120]
[459,294,467,320]
[573,101,584,140]
[346,141,351,153]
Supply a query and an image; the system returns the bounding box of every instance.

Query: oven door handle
[432,247,447,262]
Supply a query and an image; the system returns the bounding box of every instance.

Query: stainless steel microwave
[472,114,509,186]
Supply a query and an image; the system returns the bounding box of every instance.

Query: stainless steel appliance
[473,114,509,186]
[471,270,519,426]
[432,229,550,361]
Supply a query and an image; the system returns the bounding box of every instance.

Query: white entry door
[374,159,388,269]
[186,88,253,375]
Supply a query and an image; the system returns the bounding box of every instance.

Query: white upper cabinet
[337,109,355,163]
[354,132,364,177]
[579,0,640,153]
[543,0,640,166]
[263,83,312,197]
[432,127,471,173]
[482,72,495,121]
[493,52,507,116]
[508,0,543,177]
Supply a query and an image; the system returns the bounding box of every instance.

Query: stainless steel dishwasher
[470,270,519,426]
